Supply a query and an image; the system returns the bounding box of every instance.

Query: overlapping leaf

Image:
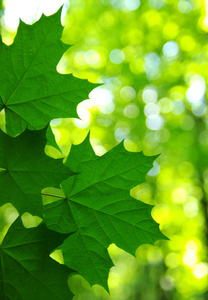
[0,217,73,300]
[0,127,73,216]
[0,8,96,137]
[0,6,167,297]
[44,135,166,289]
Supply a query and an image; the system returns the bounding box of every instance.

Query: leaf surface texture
[0,218,73,300]
[0,9,95,136]
[44,136,166,289]
[0,127,73,216]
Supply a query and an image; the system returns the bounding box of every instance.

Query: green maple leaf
[0,217,73,300]
[44,135,166,290]
[0,127,73,217]
[0,8,95,137]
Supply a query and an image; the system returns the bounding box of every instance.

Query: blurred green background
[0,0,208,299]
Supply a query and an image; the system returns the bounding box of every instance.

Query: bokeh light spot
[124,104,139,118]
[146,115,164,130]
[74,106,91,129]
[145,52,161,76]
[85,49,100,65]
[89,87,115,114]
[74,51,87,66]
[192,103,207,117]
[180,35,196,52]
[124,0,140,11]
[165,252,180,268]
[183,249,197,266]
[178,0,192,14]
[158,97,171,113]
[186,75,206,104]
[172,187,187,203]
[170,100,185,115]
[152,204,169,223]
[160,276,175,291]
[193,263,208,279]
[148,161,160,176]
[144,103,159,117]
[149,0,165,10]
[163,22,179,39]
[142,87,158,103]
[50,118,62,126]
[163,41,179,58]
[115,127,130,142]
[93,145,107,156]
[110,49,125,64]
[120,86,136,101]
[147,247,163,264]
[184,202,198,218]
[155,128,170,143]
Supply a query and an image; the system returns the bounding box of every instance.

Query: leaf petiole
[41,193,66,199]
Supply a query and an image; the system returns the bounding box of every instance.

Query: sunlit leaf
[44,135,166,289]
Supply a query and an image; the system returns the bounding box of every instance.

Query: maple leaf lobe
[0,127,73,216]
[0,8,96,137]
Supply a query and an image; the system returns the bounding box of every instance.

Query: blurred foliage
[0,0,4,31]
[0,0,208,299]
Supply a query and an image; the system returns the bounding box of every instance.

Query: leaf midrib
[67,194,161,237]
[68,154,154,197]
[6,87,91,106]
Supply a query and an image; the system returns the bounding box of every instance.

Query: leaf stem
[41,193,65,199]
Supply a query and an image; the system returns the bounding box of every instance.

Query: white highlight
[3,0,67,30]
[186,75,206,104]
[124,0,140,11]
[163,41,179,58]
[89,87,115,114]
